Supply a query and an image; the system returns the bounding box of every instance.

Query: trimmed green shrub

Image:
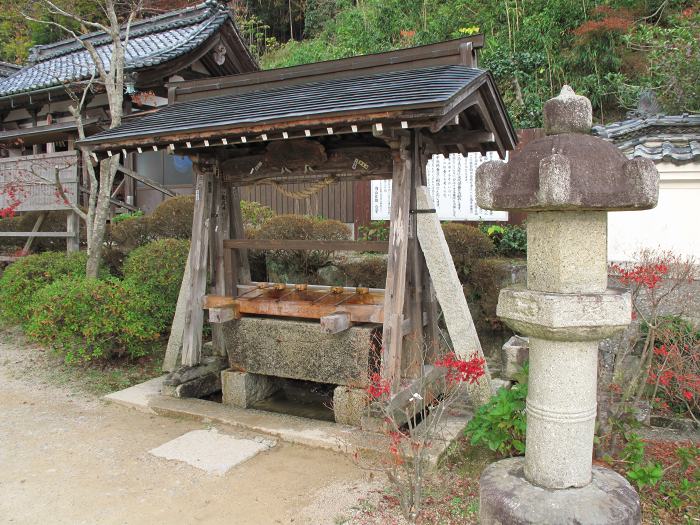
[241,200,274,230]
[483,224,527,257]
[109,213,152,250]
[123,238,190,325]
[338,254,387,288]
[442,222,495,263]
[255,214,350,280]
[0,251,94,324]
[466,363,529,457]
[147,195,195,240]
[25,277,162,363]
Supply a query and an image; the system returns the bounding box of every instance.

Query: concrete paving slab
[149,428,275,475]
[106,378,473,468]
[103,375,165,412]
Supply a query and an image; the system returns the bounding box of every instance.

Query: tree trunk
[85,156,118,278]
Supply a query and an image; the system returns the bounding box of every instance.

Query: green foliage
[24,276,161,363]
[338,254,387,288]
[466,364,528,457]
[627,462,665,489]
[240,200,274,230]
[111,210,144,224]
[482,224,527,257]
[623,434,664,489]
[254,214,350,279]
[358,221,390,242]
[255,0,698,125]
[122,239,190,326]
[442,223,495,263]
[0,251,93,324]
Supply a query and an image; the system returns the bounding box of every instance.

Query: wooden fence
[0,151,79,212]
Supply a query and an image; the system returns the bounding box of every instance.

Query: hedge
[122,238,190,326]
[0,251,98,324]
[25,277,162,363]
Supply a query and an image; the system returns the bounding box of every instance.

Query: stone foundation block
[162,356,227,399]
[221,369,280,409]
[333,386,368,426]
[501,335,529,380]
[480,457,641,525]
[161,372,221,399]
[497,286,631,341]
[222,317,377,386]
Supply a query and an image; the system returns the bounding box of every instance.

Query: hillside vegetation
[1,0,697,128]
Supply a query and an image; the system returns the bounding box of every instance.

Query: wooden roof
[80,37,517,158]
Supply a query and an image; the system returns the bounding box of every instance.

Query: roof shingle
[0,1,235,97]
[81,64,488,147]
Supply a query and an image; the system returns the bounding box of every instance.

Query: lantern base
[479,457,640,525]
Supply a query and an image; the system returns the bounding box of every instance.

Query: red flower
[434,353,485,386]
[367,372,391,399]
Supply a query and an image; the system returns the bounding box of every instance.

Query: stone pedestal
[480,458,641,525]
[475,86,658,524]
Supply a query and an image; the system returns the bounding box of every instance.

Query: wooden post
[181,161,214,367]
[229,186,251,285]
[66,212,80,252]
[418,144,440,362]
[210,168,229,355]
[381,133,412,393]
[402,131,425,379]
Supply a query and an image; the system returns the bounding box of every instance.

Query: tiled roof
[0,62,21,78]
[80,65,490,146]
[0,1,239,97]
[592,114,700,162]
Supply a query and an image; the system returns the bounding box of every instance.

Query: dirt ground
[0,333,382,525]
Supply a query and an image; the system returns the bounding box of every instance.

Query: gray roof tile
[592,114,700,162]
[0,1,232,97]
[80,64,489,147]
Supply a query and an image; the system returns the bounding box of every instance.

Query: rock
[221,370,280,408]
[333,386,368,426]
[163,356,227,386]
[480,457,641,525]
[501,335,529,381]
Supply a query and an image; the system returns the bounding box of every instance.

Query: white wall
[608,161,700,261]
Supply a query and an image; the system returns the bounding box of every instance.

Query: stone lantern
[475,86,658,524]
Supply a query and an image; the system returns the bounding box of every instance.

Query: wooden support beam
[403,132,426,379]
[223,239,388,252]
[431,130,494,147]
[229,186,251,285]
[320,312,351,334]
[22,212,47,254]
[162,255,191,372]
[181,162,214,367]
[380,132,412,393]
[209,305,240,324]
[0,231,74,238]
[116,164,177,197]
[66,211,80,252]
[209,170,229,355]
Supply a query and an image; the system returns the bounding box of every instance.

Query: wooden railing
[0,151,79,212]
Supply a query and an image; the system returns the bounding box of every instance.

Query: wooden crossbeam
[223,239,388,252]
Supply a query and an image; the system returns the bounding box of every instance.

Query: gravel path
[0,330,382,525]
